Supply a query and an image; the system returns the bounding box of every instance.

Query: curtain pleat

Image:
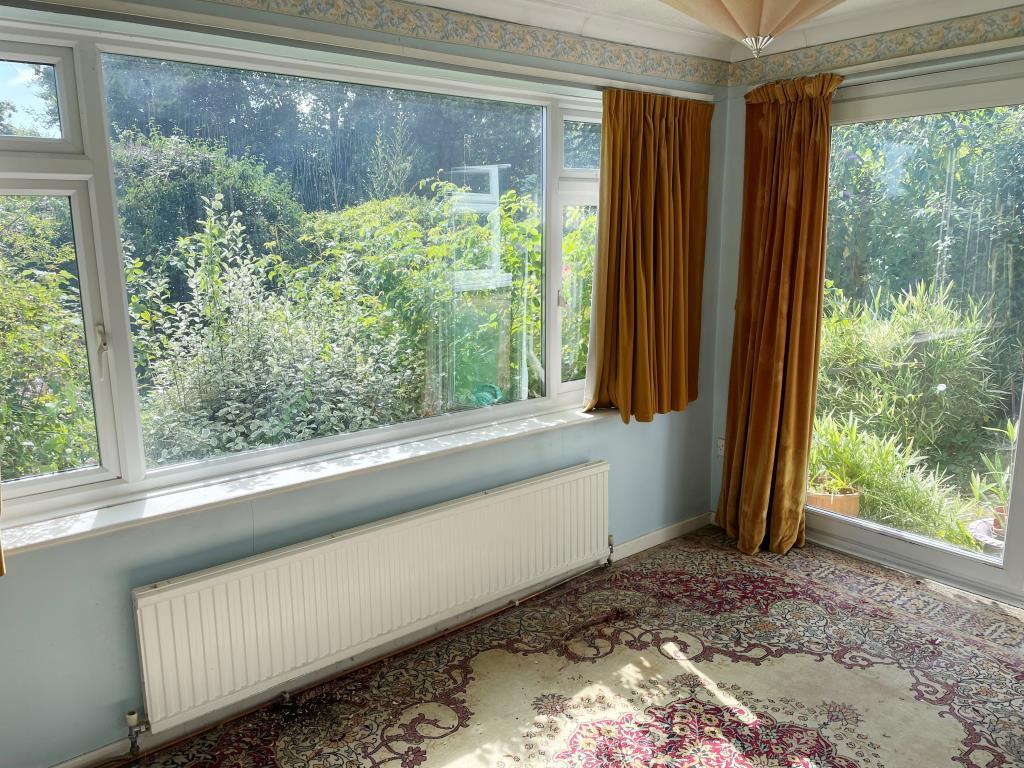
[717,73,843,555]
[585,88,714,422]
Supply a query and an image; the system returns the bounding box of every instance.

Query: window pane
[561,205,597,382]
[813,106,1024,561]
[0,61,60,138]
[0,195,99,480]
[564,120,600,169]
[102,54,545,467]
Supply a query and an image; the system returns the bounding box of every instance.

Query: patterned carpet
[141,527,1024,767]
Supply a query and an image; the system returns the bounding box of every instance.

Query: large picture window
[811,104,1024,561]
[101,55,545,468]
[0,22,604,521]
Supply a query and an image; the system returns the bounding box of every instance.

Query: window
[0,23,601,521]
[563,119,601,169]
[0,194,99,479]
[811,104,1024,560]
[0,60,60,138]
[560,205,597,382]
[101,54,545,467]
[554,114,600,385]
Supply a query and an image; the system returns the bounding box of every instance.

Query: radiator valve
[125,711,150,757]
[606,534,614,568]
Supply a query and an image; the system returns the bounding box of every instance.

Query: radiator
[132,461,609,733]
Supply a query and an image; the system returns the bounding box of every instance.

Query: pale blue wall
[0,7,731,766]
[1,407,717,767]
[709,89,747,511]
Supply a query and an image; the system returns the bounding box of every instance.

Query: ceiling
[403,0,1022,61]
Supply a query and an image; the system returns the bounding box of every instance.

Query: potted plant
[806,471,861,518]
[970,420,1016,538]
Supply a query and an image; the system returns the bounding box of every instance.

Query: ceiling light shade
[741,35,775,57]
[658,0,846,57]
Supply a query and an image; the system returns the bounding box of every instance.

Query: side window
[560,204,597,382]
[0,43,81,153]
[563,119,601,170]
[0,193,101,480]
[556,114,600,385]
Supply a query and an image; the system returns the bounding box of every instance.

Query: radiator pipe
[86,559,609,768]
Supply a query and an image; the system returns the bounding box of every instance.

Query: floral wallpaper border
[214,0,731,85]
[208,1,1024,87]
[732,5,1024,85]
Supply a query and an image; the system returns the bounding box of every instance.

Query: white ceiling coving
[404,0,1022,61]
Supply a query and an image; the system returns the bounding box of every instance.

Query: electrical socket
[716,438,725,457]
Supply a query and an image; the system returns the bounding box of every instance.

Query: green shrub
[0,196,98,478]
[134,197,424,464]
[817,281,1004,483]
[809,414,979,550]
[132,182,546,464]
[302,182,544,408]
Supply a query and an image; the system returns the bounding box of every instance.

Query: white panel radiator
[133,461,609,733]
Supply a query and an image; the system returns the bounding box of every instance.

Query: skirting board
[52,513,711,768]
[610,512,714,562]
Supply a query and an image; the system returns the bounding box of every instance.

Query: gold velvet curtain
[585,88,714,422]
[717,73,843,555]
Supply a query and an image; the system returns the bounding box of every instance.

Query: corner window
[0,25,601,523]
[812,104,1024,561]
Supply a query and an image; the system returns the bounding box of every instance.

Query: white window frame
[0,39,82,154]
[0,16,614,525]
[551,107,601,391]
[808,60,1024,604]
[0,177,121,493]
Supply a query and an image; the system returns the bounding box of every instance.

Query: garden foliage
[811,107,1024,549]
[2,133,554,470]
[0,196,97,478]
[4,59,1024,557]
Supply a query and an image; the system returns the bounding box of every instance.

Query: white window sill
[1,406,612,555]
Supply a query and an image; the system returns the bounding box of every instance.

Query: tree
[101,54,544,212]
[111,128,305,269]
[365,116,417,200]
[0,100,14,134]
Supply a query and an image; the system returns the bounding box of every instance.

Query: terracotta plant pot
[806,490,861,518]
[992,505,1007,536]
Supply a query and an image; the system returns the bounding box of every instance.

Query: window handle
[557,289,568,308]
[95,323,110,382]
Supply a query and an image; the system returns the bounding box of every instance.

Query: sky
[0,59,61,138]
